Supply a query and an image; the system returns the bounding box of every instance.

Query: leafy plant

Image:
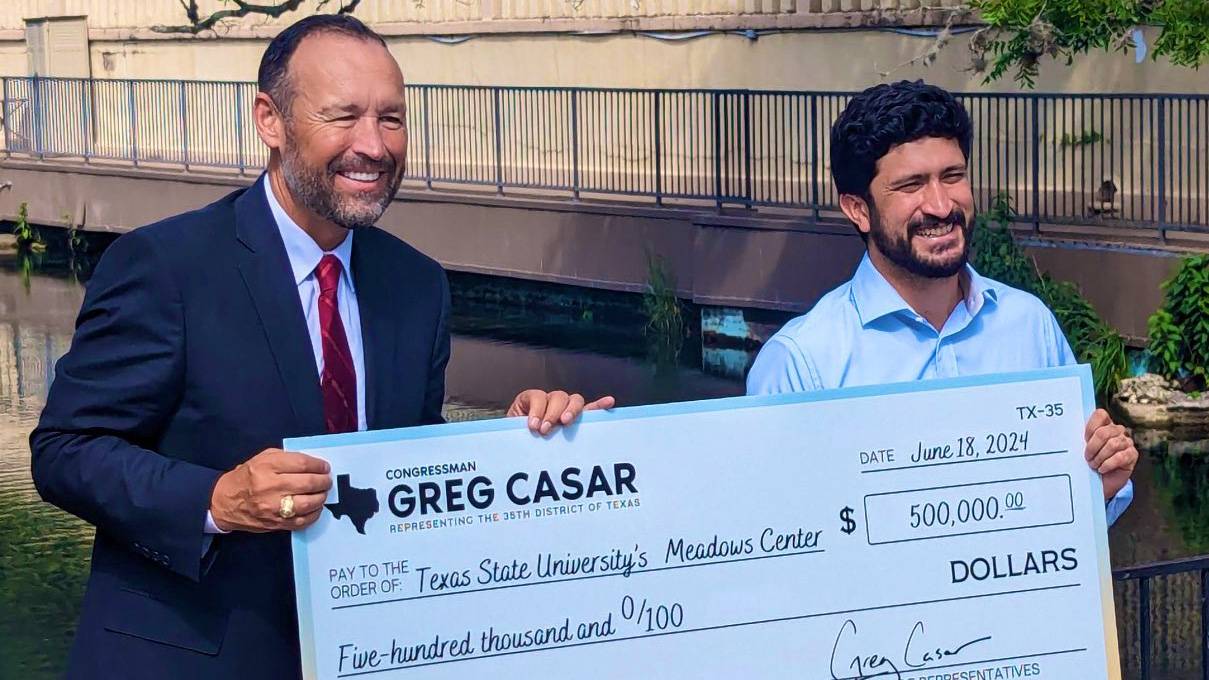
[1059,130,1104,147]
[1146,254,1209,389]
[1147,308,1183,379]
[642,253,685,364]
[63,212,84,253]
[970,0,1209,87]
[971,193,1128,401]
[12,202,39,249]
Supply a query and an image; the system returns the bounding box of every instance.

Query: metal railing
[1115,554,1209,678]
[3,76,1209,234]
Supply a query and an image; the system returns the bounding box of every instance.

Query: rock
[1112,373,1209,439]
[0,234,17,253]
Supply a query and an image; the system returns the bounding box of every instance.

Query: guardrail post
[422,86,432,190]
[1201,569,1209,680]
[570,89,580,200]
[127,80,138,166]
[1140,577,1151,680]
[32,75,43,159]
[179,81,189,170]
[713,91,722,210]
[1157,97,1167,242]
[1031,96,1041,234]
[809,94,819,222]
[493,88,503,195]
[83,78,96,161]
[743,90,752,208]
[234,85,245,174]
[653,91,662,206]
[3,77,10,159]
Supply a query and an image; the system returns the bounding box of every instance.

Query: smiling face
[274,32,408,230]
[859,136,975,279]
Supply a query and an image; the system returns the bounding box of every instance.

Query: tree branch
[152,0,308,35]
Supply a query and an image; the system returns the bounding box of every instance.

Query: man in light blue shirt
[747,81,1136,525]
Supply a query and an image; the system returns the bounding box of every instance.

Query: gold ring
[278,494,296,519]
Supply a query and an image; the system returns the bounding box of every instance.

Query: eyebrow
[316,102,406,117]
[317,103,359,117]
[886,164,967,188]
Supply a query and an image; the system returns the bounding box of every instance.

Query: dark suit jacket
[30,180,451,679]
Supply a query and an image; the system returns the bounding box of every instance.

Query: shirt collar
[262,177,355,291]
[850,253,999,327]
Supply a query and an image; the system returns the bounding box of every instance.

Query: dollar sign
[840,506,857,535]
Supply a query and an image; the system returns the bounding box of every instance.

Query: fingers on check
[289,509,327,530]
[288,491,330,518]
[1084,409,1113,443]
[560,393,586,425]
[1093,436,1138,474]
[506,391,529,418]
[283,473,333,496]
[270,451,331,475]
[1085,422,1127,462]
[541,391,570,434]
[525,390,548,432]
[585,395,616,411]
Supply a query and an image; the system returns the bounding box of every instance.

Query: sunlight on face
[278,32,409,230]
[864,136,975,278]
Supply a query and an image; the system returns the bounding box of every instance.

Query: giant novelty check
[290,365,1121,679]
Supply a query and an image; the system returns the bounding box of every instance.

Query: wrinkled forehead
[288,32,406,109]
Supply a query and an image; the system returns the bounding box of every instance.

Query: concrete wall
[0,0,962,35]
[3,30,1197,94]
[0,2,1200,94]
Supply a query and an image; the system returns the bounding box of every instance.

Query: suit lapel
[232,180,326,437]
[353,234,396,431]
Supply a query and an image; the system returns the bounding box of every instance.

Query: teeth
[917,223,955,238]
[342,171,381,182]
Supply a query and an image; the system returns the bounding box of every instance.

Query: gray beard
[279,145,399,231]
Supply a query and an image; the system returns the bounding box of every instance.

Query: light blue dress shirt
[746,254,1133,526]
[205,179,368,536]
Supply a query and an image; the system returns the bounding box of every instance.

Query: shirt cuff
[1105,479,1134,527]
[205,510,230,535]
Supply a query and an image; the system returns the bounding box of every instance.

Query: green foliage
[971,193,1128,401]
[1146,255,1209,388]
[970,0,1209,87]
[1059,130,1104,147]
[642,253,685,364]
[12,202,40,249]
[1147,308,1184,379]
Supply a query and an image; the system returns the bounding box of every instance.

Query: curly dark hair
[830,80,972,198]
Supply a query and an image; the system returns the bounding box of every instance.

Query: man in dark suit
[30,15,610,679]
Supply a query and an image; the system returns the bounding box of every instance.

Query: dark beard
[279,129,401,231]
[867,202,971,279]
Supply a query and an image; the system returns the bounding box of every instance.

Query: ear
[839,193,874,238]
[252,92,286,153]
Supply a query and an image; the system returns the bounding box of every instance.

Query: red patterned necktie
[315,254,358,434]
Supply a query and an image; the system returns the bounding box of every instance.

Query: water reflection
[0,264,92,678]
[0,256,1204,679]
[1112,435,1209,680]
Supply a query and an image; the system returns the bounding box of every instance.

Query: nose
[919,178,954,218]
[349,115,387,162]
